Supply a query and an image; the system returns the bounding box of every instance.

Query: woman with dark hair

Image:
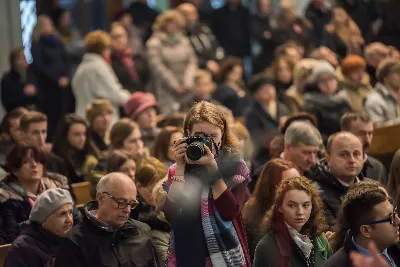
[243,159,299,260]
[213,56,252,117]
[151,126,184,166]
[265,55,296,100]
[1,47,41,112]
[254,176,332,267]
[164,101,251,267]
[0,145,74,244]
[106,149,136,181]
[52,114,89,184]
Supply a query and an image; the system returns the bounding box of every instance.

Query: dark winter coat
[212,4,251,58]
[0,68,42,112]
[213,84,252,117]
[3,221,62,267]
[323,232,400,267]
[310,161,366,230]
[54,201,159,267]
[303,88,352,143]
[305,3,332,45]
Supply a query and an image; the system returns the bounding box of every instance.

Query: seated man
[311,132,365,229]
[54,173,158,267]
[324,186,400,266]
[4,188,74,267]
[341,112,387,184]
[282,121,322,175]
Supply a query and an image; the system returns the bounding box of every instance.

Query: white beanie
[310,60,337,83]
[30,188,73,224]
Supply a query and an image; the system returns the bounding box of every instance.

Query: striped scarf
[165,160,249,267]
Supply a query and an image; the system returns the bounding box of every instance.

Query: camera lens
[186,141,205,161]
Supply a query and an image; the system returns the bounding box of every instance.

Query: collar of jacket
[20,220,62,246]
[313,160,365,188]
[375,82,398,102]
[83,201,139,235]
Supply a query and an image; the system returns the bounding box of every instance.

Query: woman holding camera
[163,101,251,267]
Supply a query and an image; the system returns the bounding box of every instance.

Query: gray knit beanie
[30,188,73,223]
[310,60,337,83]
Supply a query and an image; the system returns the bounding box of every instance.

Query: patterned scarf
[165,160,249,267]
[8,179,46,207]
[117,47,138,82]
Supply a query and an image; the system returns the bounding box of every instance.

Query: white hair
[284,121,322,147]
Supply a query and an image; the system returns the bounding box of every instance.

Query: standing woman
[30,15,72,141]
[146,10,198,114]
[254,176,332,267]
[242,159,299,260]
[164,101,251,267]
[52,114,89,184]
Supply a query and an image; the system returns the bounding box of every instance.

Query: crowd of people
[0,0,400,266]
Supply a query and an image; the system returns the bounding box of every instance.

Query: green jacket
[254,231,333,267]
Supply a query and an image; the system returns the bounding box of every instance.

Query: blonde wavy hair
[152,9,186,32]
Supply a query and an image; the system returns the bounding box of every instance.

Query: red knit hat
[124,92,157,119]
[341,55,366,77]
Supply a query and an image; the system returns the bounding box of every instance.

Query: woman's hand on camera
[173,138,187,169]
[186,145,218,172]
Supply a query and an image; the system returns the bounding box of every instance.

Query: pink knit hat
[124,92,157,119]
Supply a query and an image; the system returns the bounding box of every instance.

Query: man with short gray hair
[282,121,322,174]
[55,173,159,267]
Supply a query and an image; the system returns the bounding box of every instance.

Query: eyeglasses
[366,206,398,225]
[101,192,139,210]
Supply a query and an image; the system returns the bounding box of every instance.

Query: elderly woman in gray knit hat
[4,188,74,267]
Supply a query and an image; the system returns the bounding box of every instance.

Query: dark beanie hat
[341,55,366,77]
[376,59,400,83]
[248,74,276,95]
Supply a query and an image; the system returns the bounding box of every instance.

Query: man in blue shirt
[323,185,400,267]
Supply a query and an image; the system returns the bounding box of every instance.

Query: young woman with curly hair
[254,176,332,267]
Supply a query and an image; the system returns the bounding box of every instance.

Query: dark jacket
[323,232,400,267]
[186,23,224,69]
[213,84,252,117]
[254,228,332,267]
[362,155,387,185]
[305,3,332,44]
[46,152,68,177]
[3,221,61,267]
[54,201,159,267]
[0,173,81,245]
[30,36,72,140]
[303,89,352,143]
[212,4,251,58]
[129,2,159,42]
[111,52,149,93]
[251,13,279,74]
[311,161,366,230]
[0,68,42,112]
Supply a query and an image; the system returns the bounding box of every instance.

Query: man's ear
[96,192,104,204]
[325,153,331,165]
[284,143,291,151]
[359,225,373,239]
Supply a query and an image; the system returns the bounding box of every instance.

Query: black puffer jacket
[303,86,352,143]
[310,160,366,230]
[54,201,159,267]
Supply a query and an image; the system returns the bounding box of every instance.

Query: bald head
[97,172,136,198]
[326,132,363,183]
[177,3,198,25]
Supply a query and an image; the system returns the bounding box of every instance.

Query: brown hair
[151,126,183,163]
[9,47,25,69]
[245,159,297,223]
[340,112,372,131]
[32,15,55,42]
[218,56,243,81]
[84,30,111,54]
[6,144,47,172]
[152,9,185,32]
[106,150,135,173]
[262,176,328,237]
[135,157,168,187]
[265,55,295,80]
[110,118,139,150]
[184,102,239,154]
[20,111,47,132]
[0,107,28,136]
[86,99,113,123]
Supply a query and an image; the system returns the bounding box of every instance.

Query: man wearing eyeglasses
[323,185,400,267]
[54,172,159,267]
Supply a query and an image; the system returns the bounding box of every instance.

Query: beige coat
[146,32,197,114]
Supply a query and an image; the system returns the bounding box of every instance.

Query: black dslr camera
[185,132,215,161]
